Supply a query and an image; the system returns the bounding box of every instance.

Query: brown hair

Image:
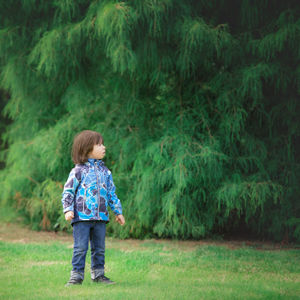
[72,130,103,164]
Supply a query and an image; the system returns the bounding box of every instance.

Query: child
[61,130,125,286]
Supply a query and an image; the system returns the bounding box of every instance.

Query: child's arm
[61,167,81,220]
[107,171,125,225]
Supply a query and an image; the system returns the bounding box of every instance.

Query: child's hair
[72,130,103,164]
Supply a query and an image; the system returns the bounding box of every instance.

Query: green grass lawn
[0,235,300,300]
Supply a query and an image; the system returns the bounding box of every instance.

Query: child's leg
[90,221,106,280]
[69,221,91,283]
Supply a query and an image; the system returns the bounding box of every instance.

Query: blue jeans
[72,221,106,278]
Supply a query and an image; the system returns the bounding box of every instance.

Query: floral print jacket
[61,158,122,224]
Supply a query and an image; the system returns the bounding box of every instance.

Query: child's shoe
[65,270,84,286]
[92,275,115,285]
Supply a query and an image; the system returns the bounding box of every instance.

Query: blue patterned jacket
[61,158,122,224]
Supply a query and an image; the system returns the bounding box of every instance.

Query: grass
[0,237,300,300]
[0,206,299,299]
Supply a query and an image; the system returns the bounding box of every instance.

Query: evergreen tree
[0,0,299,241]
[0,89,11,169]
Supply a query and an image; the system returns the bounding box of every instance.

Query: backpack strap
[74,164,84,198]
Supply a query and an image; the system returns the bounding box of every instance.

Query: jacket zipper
[95,164,101,218]
[83,184,87,212]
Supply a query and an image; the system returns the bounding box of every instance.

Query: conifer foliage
[0,0,299,241]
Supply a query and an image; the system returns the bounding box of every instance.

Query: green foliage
[0,0,299,241]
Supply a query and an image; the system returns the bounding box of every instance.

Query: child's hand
[115,214,125,226]
[65,211,74,221]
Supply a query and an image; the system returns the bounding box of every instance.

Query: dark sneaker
[65,271,84,287]
[65,278,83,287]
[92,275,115,285]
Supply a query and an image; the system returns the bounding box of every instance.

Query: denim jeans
[72,221,106,279]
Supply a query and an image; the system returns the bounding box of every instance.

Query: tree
[0,0,299,241]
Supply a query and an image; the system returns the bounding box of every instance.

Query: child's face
[88,143,106,160]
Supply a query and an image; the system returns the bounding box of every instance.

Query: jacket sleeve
[61,167,81,213]
[107,171,123,216]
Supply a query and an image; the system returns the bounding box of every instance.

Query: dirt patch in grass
[0,223,72,244]
[0,222,296,251]
[28,261,66,266]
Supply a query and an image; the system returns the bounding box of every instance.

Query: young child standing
[61,130,125,286]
